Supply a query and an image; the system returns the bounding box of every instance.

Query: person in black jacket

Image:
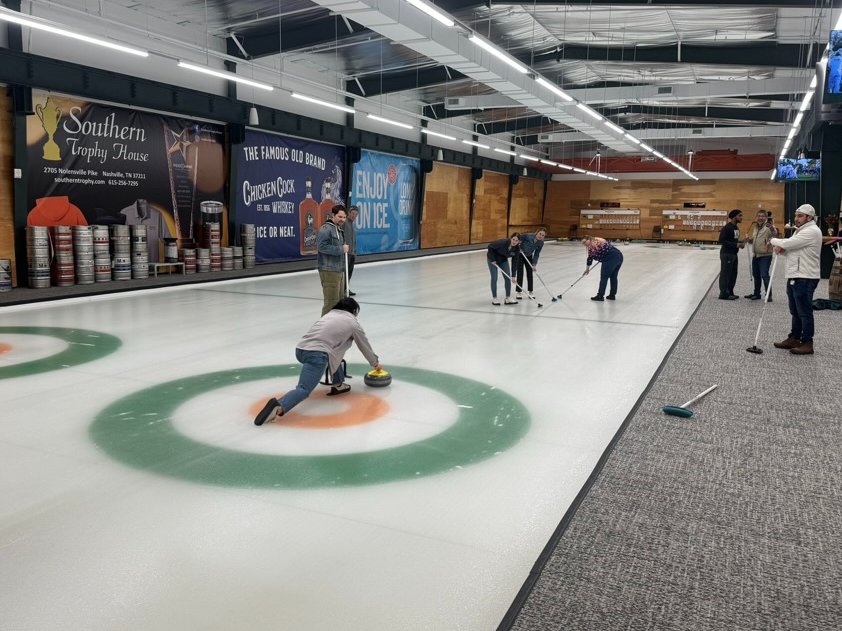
[487,233,520,305]
[718,209,745,300]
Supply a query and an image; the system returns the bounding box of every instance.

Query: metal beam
[534,125,789,144]
[228,16,363,59]
[532,42,820,69]
[565,77,811,106]
[347,66,466,97]
[620,104,791,124]
[440,0,828,10]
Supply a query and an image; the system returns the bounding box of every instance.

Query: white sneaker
[528,291,534,298]
[491,298,500,305]
[504,297,518,305]
[516,292,523,299]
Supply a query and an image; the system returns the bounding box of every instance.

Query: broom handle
[752,253,778,346]
[680,384,718,409]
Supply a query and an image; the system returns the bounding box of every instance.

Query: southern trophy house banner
[235,129,345,263]
[350,149,420,254]
[26,91,226,255]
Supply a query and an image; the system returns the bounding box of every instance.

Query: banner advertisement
[350,150,420,254]
[26,92,226,261]
[235,129,345,263]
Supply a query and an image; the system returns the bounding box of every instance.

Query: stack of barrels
[200,222,222,272]
[0,258,11,292]
[93,226,111,282]
[26,226,51,288]
[110,225,131,281]
[72,225,94,285]
[50,226,75,287]
[240,224,256,269]
[131,225,149,279]
[179,247,196,274]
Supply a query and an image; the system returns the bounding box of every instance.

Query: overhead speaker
[421,158,434,173]
[510,174,519,186]
[229,124,246,145]
[348,146,362,164]
[472,167,483,181]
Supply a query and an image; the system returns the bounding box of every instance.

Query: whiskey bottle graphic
[320,180,335,224]
[299,177,319,255]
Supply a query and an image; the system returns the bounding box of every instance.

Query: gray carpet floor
[508,265,842,631]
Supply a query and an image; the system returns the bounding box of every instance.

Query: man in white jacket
[770,203,823,355]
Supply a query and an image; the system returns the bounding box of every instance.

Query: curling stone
[364,368,392,388]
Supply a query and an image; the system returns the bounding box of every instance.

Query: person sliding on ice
[582,236,624,301]
[513,228,546,299]
[254,297,383,425]
[487,233,520,306]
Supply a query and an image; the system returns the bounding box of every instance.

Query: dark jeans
[597,249,624,298]
[513,253,535,292]
[719,251,738,297]
[278,349,345,413]
[751,256,772,298]
[348,254,356,280]
[786,278,819,343]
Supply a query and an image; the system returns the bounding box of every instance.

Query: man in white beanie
[769,203,823,355]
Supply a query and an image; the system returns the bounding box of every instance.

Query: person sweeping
[582,236,624,301]
[254,297,383,425]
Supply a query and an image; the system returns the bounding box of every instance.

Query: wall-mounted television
[776,158,821,182]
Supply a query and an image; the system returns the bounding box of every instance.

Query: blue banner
[235,129,345,262]
[350,150,420,254]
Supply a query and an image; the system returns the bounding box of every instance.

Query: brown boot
[773,337,801,349]
[790,342,814,355]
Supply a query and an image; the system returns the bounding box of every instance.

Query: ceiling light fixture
[639,142,654,152]
[519,154,540,161]
[624,133,642,145]
[462,139,490,149]
[575,102,603,121]
[421,129,457,141]
[469,35,528,74]
[178,61,274,90]
[0,8,149,57]
[603,120,625,134]
[539,159,558,166]
[403,0,454,27]
[291,92,354,113]
[536,77,574,102]
[494,148,517,156]
[367,113,414,130]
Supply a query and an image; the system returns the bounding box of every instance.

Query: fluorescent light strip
[540,159,558,166]
[810,75,818,89]
[624,133,642,145]
[639,143,654,152]
[404,0,454,27]
[494,148,517,156]
[787,128,797,140]
[556,163,574,170]
[604,121,625,134]
[421,128,457,141]
[800,92,814,112]
[178,61,273,90]
[575,102,603,121]
[793,112,804,128]
[535,77,574,102]
[770,168,776,181]
[469,35,528,74]
[572,167,587,174]
[519,154,540,161]
[462,139,490,149]
[367,113,414,130]
[291,92,354,114]
[0,9,149,57]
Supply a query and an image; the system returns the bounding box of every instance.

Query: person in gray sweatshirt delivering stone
[254,297,383,425]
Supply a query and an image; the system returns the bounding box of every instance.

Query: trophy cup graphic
[35,97,62,161]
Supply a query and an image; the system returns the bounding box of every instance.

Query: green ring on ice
[0,326,121,379]
[89,363,530,488]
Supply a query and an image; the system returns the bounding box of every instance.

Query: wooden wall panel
[471,171,509,243]
[543,178,784,242]
[509,177,545,233]
[0,92,15,286]
[420,163,471,248]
